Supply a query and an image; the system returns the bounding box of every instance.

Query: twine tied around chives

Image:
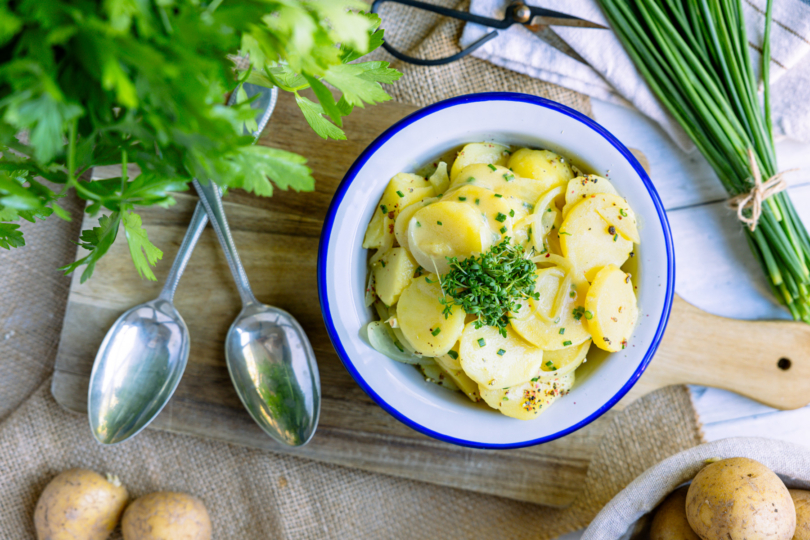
[727,148,796,231]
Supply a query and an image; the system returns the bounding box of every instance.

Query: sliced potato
[510,266,591,350]
[394,196,437,250]
[562,175,619,218]
[372,247,417,306]
[443,184,528,243]
[364,173,436,249]
[585,265,638,352]
[479,372,575,420]
[507,148,574,193]
[408,201,492,275]
[539,339,591,376]
[448,163,552,207]
[459,322,544,388]
[559,196,633,282]
[449,142,510,182]
[397,275,465,356]
[594,193,640,244]
[428,161,450,194]
[435,349,480,402]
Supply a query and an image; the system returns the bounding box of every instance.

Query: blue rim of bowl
[317,92,675,449]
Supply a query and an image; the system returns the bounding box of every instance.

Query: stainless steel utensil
[193,177,321,447]
[88,82,278,445]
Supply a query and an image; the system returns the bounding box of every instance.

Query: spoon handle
[193,178,256,306]
[158,202,209,303]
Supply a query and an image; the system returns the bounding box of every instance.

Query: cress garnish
[439,238,539,337]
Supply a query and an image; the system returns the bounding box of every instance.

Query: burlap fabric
[0,5,703,538]
[583,438,810,540]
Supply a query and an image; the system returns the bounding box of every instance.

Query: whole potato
[686,457,795,540]
[34,468,128,540]
[791,489,810,540]
[122,492,211,540]
[651,486,700,540]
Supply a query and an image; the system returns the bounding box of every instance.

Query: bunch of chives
[597,0,810,323]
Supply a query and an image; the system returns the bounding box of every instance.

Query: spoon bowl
[89,298,189,444]
[225,303,320,446]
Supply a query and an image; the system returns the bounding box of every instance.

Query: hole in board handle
[778,358,792,371]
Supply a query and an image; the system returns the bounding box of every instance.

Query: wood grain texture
[617,295,810,410]
[52,91,608,508]
[52,91,810,509]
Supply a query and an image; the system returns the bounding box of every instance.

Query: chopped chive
[458,196,467,201]
[437,221,442,226]
[509,209,515,217]
[396,190,405,198]
[380,260,386,268]
[380,204,387,213]
[477,338,486,347]
[495,213,507,223]
[619,208,627,217]
[494,194,503,198]
[613,234,618,242]
[584,310,593,320]
[500,226,507,234]
[559,231,571,236]
[563,340,572,346]
[569,291,576,298]
[503,173,514,181]
[431,327,441,336]
[467,177,476,183]
[475,198,480,205]
[394,341,404,352]
[487,163,497,171]
[559,328,565,334]
[448,350,459,360]
[416,221,421,227]
[425,277,434,283]
[545,361,554,368]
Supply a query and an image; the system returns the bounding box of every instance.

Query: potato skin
[685,458,795,540]
[791,490,810,540]
[34,468,128,540]
[122,492,211,540]
[651,486,700,540]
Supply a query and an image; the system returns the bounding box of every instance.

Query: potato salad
[363,142,640,420]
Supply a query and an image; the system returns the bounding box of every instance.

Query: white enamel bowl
[318,93,674,448]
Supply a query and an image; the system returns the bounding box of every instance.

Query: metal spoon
[88,83,279,444]
[193,178,320,447]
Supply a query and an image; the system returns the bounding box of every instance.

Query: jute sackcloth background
[0,5,703,538]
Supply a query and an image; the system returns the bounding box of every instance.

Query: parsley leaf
[122,211,163,280]
[294,94,347,140]
[0,223,24,249]
[59,213,122,284]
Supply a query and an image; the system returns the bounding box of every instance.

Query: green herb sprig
[0,1,400,282]
[598,0,810,323]
[440,238,539,337]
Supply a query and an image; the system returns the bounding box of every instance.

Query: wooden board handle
[619,295,810,410]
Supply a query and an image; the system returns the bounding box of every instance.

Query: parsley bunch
[0,0,400,282]
[440,238,539,337]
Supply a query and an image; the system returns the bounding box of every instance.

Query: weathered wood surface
[52,91,810,509]
[52,92,608,508]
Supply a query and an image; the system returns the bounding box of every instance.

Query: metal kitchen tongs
[370,0,607,66]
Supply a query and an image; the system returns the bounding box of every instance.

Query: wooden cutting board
[52,91,810,509]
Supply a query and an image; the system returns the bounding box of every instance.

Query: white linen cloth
[459,0,810,151]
